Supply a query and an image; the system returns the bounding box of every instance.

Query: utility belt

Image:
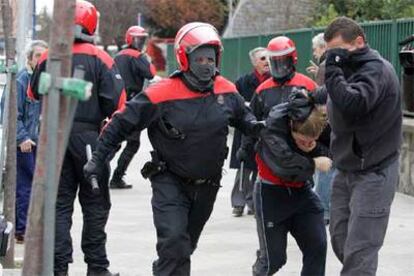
[141,150,217,186]
[71,121,100,133]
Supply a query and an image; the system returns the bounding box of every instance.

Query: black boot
[110,173,132,189]
[87,268,120,276]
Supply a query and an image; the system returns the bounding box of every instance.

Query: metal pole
[16,0,32,70]
[22,0,76,274]
[0,0,18,268]
[33,0,37,39]
[138,12,142,26]
[42,59,61,276]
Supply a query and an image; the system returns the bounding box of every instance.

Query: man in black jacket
[314,17,402,276]
[110,26,156,189]
[29,1,124,275]
[84,22,263,276]
[229,47,269,216]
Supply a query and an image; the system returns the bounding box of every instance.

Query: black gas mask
[269,55,295,84]
[182,46,217,92]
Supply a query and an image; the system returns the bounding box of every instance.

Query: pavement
[9,130,414,276]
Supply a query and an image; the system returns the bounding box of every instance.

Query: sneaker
[110,177,132,189]
[232,206,244,217]
[15,234,24,244]
[247,208,255,215]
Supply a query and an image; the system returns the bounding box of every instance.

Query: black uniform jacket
[317,47,402,172]
[114,48,155,100]
[28,42,126,126]
[259,102,329,184]
[97,73,260,180]
[229,71,268,170]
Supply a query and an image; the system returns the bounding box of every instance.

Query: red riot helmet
[267,36,297,81]
[74,0,98,35]
[125,26,149,50]
[174,22,223,72]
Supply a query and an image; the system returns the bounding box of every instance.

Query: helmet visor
[269,55,294,79]
[132,36,148,51]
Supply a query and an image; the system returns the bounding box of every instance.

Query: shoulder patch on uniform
[214,76,237,95]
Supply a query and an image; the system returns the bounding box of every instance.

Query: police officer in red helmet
[29,1,125,275]
[84,22,264,275]
[109,26,156,189]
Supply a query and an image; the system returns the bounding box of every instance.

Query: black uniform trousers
[54,130,111,273]
[112,130,141,179]
[151,171,220,276]
[253,180,327,276]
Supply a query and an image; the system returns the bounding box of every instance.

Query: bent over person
[84,22,264,276]
[29,1,125,275]
[253,93,330,275]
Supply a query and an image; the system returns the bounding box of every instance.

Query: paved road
[11,130,414,276]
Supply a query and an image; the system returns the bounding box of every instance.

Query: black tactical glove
[287,90,313,122]
[251,120,266,135]
[83,155,105,183]
[236,147,249,162]
[326,48,350,68]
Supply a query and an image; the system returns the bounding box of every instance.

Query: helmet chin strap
[74,25,95,43]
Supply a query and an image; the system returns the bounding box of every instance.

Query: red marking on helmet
[75,0,98,35]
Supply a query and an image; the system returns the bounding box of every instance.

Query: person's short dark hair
[324,16,366,43]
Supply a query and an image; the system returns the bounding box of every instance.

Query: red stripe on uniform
[73,43,114,69]
[255,73,317,94]
[117,89,127,111]
[118,48,141,58]
[145,75,237,104]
